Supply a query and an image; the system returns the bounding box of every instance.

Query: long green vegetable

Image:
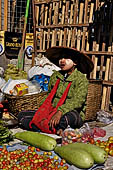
[54,145,94,169]
[59,142,108,164]
[14,131,57,151]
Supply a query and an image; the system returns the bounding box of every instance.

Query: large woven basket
[85,79,102,121]
[5,80,102,120]
[5,92,47,117]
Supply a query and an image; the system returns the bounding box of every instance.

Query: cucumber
[54,145,94,169]
[14,131,57,151]
[62,142,107,164]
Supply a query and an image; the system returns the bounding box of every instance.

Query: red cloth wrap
[29,79,71,134]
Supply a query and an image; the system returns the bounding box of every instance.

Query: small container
[14,83,28,96]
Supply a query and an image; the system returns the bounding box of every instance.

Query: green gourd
[61,142,107,164]
[14,131,57,151]
[54,145,94,169]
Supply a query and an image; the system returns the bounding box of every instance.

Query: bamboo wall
[32,0,113,112]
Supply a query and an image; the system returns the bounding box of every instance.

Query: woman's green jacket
[40,69,89,121]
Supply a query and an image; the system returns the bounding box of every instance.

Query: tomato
[109,143,113,149]
[0,148,3,151]
[89,138,95,144]
[60,161,64,166]
[96,140,101,144]
[36,148,40,152]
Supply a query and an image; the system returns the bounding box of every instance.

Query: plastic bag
[79,123,94,143]
[61,127,83,145]
[26,80,42,94]
[92,127,106,138]
[97,110,113,124]
[31,74,50,91]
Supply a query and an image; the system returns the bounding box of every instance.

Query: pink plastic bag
[92,127,106,138]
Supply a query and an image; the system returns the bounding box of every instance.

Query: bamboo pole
[79,3,84,24]
[93,44,99,79]
[89,3,94,23]
[99,43,105,79]
[4,0,8,31]
[35,6,39,26]
[101,58,110,110]
[84,0,88,23]
[105,47,113,111]
[0,0,1,30]
[73,0,78,24]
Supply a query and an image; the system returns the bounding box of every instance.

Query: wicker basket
[5,80,102,120]
[5,92,47,117]
[85,79,103,121]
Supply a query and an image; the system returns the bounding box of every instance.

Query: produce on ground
[94,136,113,156]
[61,142,107,164]
[54,145,94,169]
[0,120,13,144]
[14,131,57,151]
[0,145,69,170]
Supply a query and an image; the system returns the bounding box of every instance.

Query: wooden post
[79,3,84,24]
[84,0,88,23]
[32,0,37,67]
[89,3,94,23]
[47,3,52,49]
[4,0,8,31]
[93,44,99,79]
[99,43,105,79]
[105,47,113,111]
[73,0,78,24]
[0,0,1,30]
[101,58,110,110]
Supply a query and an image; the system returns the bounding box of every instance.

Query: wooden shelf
[36,23,89,29]
[36,49,113,56]
[103,80,113,86]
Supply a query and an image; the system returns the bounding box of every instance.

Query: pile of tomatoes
[0,145,69,170]
[89,136,113,157]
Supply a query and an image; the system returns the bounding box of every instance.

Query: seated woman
[18,46,94,136]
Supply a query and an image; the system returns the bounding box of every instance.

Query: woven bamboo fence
[32,0,113,113]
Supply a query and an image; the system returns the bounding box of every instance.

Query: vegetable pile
[0,145,69,170]
[4,64,27,81]
[14,131,108,169]
[94,136,113,156]
[0,120,13,145]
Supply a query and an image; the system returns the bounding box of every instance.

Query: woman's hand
[49,111,62,130]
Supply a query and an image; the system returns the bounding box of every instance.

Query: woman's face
[59,58,76,71]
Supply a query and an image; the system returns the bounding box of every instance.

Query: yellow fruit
[108,136,113,141]
[109,149,113,156]
[104,146,110,153]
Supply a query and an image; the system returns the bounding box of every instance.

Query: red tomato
[0,148,3,151]
[36,148,40,152]
[96,140,101,143]
[60,161,64,166]
[109,143,113,149]
[89,138,95,144]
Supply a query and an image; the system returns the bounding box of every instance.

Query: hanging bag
[29,79,71,134]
